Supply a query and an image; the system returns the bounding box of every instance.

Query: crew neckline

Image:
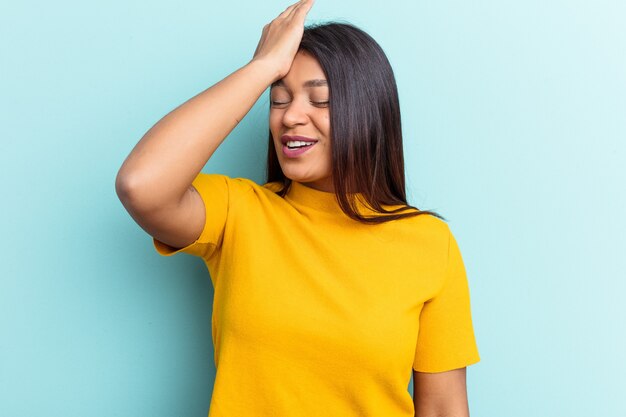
[285,181,371,214]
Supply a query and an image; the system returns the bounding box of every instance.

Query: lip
[280,134,320,158]
[280,135,318,145]
[282,141,317,158]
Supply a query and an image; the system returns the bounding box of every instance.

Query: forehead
[271,51,328,90]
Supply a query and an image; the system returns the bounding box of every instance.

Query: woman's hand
[251,0,315,81]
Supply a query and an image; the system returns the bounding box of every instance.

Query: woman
[116,0,480,416]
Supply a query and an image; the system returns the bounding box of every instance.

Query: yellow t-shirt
[153,173,480,417]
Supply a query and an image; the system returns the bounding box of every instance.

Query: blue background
[1,0,624,416]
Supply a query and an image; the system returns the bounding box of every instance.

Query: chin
[283,172,308,182]
[282,171,313,183]
[277,160,331,184]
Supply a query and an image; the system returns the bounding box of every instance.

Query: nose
[281,97,309,127]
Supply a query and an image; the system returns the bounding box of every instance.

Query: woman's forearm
[115,58,278,210]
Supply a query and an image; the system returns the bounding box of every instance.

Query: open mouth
[286,141,316,150]
[282,141,318,157]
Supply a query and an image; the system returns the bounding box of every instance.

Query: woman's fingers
[285,0,305,19]
[250,0,316,78]
[287,0,313,20]
[278,0,303,20]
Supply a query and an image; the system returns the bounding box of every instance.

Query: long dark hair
[266,22,445,224]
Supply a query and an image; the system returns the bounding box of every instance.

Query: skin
[269,50,333,192]
[413,367,471,417]
[115,0,316,249]
[116,0,472,414]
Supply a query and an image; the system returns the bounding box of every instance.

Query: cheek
[322,113,330,132]
[269,119,281,149]
[269,112,279,130]
[269,107,284,122]
[269,114,282,140]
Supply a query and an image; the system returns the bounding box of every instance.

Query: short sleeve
[412,227,481,373]
[152,173,230,260]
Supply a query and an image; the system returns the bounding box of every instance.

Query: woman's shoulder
[193,173,281,194]
[261,180,284,193]
[393,209,451,243]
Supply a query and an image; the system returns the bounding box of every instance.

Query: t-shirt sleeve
[412,226,481,373]
[152,173,230,260]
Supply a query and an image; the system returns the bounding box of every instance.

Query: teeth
[286,140,315,147]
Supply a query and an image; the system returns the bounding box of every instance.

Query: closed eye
[270,101,329,107]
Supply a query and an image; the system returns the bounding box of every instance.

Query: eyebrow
[271,79,328,89]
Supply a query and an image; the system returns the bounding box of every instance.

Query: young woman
[116,0,480,416]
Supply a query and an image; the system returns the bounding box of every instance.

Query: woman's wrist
[247,57,283,86]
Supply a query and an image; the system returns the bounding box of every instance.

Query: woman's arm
[114,0,315,249]
[115,0,314,212]
[413,367,471,417]
[114,60,279,250]
[115,59,278,212]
